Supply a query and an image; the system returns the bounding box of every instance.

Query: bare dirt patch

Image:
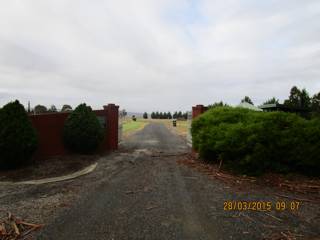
[0,155,98,182]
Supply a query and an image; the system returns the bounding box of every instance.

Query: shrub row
[191,107,320,176]
[0,101,104,169]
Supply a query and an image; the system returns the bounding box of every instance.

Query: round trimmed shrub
[63,103,104,154]
[0,100,38,169]
[192,107,320,176]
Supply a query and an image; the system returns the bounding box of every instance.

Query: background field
[142,119,189,137]
[122,119,148,137]
[122,118,190,138]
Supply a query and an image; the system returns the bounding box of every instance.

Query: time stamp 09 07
[223,201,301,211]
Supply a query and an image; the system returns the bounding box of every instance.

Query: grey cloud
[0,0,319,112]
[0,40,60,73]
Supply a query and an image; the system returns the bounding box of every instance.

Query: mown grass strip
[122,119,148,136]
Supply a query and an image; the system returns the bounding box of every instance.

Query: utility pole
[28,101,31,113]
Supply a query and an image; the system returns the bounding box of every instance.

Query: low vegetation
[192,107,320,176]
[0,100,38,169]
[123,119,147,135]
[63,103,104,154]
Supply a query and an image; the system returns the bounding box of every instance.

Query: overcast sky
[0,0,320,112]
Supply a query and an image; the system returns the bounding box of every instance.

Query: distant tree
[34,105,47,114]
[143,112,148,119]
[119,109,127,118]
[208,101,228,109]
[151,112,155,119]
[300,88,311,109]
[241,96,254,105]
[183,112,188,120]
[311,92,320,112]
[167,112,172,119]
[159,112,163,119]
[263,97,279,105]
[284,86,311,109]
[48,105,57,112]
[163,112,168,119]
[61,104,72,112]
[284,86,301,107]
[177,111,182,119]
[155,111,159,119]
[173,111,178,119]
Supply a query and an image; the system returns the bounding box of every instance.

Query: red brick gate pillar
[191,104,208,154]
[104,104,119,150]
[192,105,208,119]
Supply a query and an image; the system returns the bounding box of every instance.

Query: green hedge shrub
[192,107,320,176]
[0,100,38,169]
[63,103,104,154]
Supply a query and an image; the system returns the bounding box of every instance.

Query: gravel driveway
[13,123,320,239]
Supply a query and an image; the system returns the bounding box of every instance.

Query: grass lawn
[174,120,189,136]
[122,119,148,136]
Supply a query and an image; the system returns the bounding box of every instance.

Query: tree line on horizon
[209,86,320,113]
[25,86,320,116]
[143,111,189,120]
[28,104,73,114]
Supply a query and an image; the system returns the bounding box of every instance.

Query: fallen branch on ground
[274,194,319,203]
[0,210,43,240]
[264,213,283,222]
[177,154,320,201]
[279,183,320,194]
[151,153,189,158]
[145,205,158,211]
[264,230,303,240]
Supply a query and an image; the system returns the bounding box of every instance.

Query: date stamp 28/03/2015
[223,201,301,211]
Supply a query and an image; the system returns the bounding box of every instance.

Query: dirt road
[37,123,320,240]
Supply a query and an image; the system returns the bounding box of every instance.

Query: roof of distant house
[259,103,309,112]
[237,102,263,111]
